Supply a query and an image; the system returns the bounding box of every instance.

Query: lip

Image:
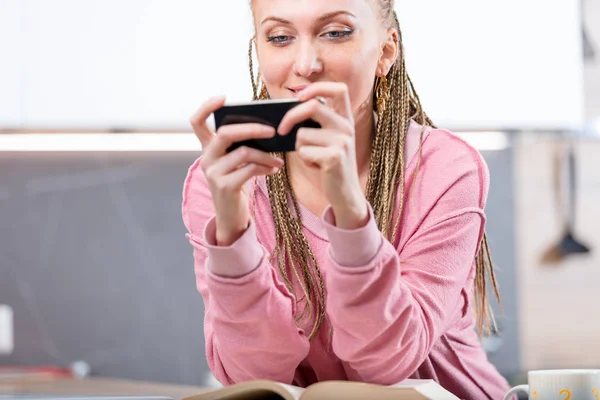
[288,85,308,93]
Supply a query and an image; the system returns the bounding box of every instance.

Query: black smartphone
[213,98,321,153]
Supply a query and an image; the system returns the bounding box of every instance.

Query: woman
[182,0,511,398]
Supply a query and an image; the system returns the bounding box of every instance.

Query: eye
[267,35,292,45]
[323,29,354,40]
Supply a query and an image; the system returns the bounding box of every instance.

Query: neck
[354,102,376,176]
[288,100,375,189]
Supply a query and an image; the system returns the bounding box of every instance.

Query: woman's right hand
[190,96,284,246]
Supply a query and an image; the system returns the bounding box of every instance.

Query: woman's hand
[278,82,369,230]
[190,96,284,246]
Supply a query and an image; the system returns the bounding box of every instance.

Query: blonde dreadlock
[247,0,501,339]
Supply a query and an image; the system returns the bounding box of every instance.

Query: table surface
[0,377,208,400]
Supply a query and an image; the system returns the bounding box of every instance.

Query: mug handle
[503,384,529,400]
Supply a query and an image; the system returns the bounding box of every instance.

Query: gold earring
[375,74,389,115]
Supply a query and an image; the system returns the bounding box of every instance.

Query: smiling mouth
[288,86,308,94]
[288,89,307,98]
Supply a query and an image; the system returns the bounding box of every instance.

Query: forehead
[252,0,379,24]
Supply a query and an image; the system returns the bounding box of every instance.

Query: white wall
[583,0,600,122]
[9,0,254,129]
[0,0,25,128]
[399,0,584,131]
[0,0,585,131]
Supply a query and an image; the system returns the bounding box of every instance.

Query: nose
[293,39,323,77]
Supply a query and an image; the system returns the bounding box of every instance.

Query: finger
[190,96,226,148]
[210,146,284,178]
[297,145,345,170]
[221,163,280,192]
[296,128,348,148]
[203,123,276,162]
[296,82,353,120]
[278,99,351,136]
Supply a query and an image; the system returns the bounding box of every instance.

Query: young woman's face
[252,0,392,115]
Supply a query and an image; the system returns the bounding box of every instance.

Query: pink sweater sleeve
[181,158,310,385]
[322,134,489,385]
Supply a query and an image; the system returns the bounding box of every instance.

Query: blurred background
[0,0,599,391]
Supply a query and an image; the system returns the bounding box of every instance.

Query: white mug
[503,369,600,400]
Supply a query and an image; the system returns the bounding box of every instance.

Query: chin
[266,92,294,100]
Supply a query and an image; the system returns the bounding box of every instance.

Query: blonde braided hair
[248,0,501,339]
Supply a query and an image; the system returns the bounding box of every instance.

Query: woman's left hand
[278,82,369,230]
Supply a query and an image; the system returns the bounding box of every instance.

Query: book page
[391,379,460,400]
[274,383,304,400]
[182,380,301,400]
[301,379,460,400]
[389,378,435,388]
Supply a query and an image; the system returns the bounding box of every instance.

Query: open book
[182,379,460,400]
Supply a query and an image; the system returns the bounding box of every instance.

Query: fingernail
[298,85,310,95]
[297,91,307,101]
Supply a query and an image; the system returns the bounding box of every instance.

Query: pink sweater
[181,120,511,400]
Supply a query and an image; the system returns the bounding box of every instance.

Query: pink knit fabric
[182,120,510,400]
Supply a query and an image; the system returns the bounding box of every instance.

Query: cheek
[328,47,380,108]
[257,48,291,90]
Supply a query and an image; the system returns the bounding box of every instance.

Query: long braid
[248,1,501,339]
[249,37,326,340]
[248,38,259,100]
[264,158,326,339]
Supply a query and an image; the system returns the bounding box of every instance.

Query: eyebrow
[260,10,356,26]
